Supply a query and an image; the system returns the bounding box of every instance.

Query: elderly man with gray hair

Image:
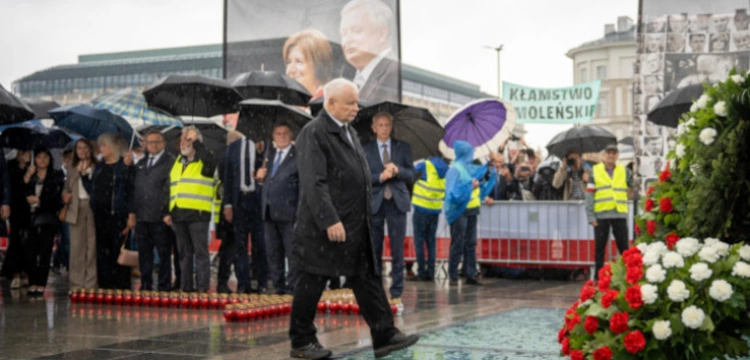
[289,78,418,359]
[163,125,217,293]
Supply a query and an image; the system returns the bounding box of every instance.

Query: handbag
[58,205,68,223]
[117,234,139,268]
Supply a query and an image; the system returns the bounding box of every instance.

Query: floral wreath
[559,70,750,360]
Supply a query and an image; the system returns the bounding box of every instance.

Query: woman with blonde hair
[283,29,334,101]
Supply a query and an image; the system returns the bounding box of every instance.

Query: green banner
[502,80,601,124]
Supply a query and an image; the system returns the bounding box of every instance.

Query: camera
[566,158,576,166]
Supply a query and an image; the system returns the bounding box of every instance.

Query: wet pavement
[0,273,581,359]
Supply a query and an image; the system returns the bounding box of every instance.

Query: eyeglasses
[146,141,164,145]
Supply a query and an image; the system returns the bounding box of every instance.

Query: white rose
[676,237,701,257]
[681,305,706,329]
[649,242,669,257]
[698,245,720,263]
[731,261,750,278]
[662,251,685,269]
[731,74,745,84]
[739,245,750,261]
[667,280,690,302]
[653,320,672,340]
[699,128,718,146]
[641,284,658,305]
[714,101,727,117]
[704,238,720,246]
[677,123,688,137]
[675,143,686,158]
[711,242,730,256]
[690,102,699,113]
[689,262,712,282]
[696,94,711,109]
[685,117,696,127]
[643,250,661,266]
[646,264,667,283]
[709,280,733,302]
[637,243,649,253]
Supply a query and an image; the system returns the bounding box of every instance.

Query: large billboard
[225,0,401,104]
[503,80,602,124]
[634,0,750,193]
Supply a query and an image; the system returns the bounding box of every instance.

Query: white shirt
[78,166,93,200]
[273,146,290,166]
[328,113,353,145]
[354,49,392,88]
[146,150,165,167]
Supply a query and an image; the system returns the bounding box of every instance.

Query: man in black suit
[131,130,179,291]
[340,0,400,103]
[216,130,243,294]
[363,113,414,300]
[289,78,418,359]
[255,123,298,295]
[223,134,268,294]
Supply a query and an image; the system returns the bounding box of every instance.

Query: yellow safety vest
[593,163,628,214]
[169,156,215,213]
[213,179,222,224]
[411,160,446,211]
[467,187,481,209]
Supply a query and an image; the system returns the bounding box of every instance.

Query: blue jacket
[444,141,496,224]
[413,157,449,214]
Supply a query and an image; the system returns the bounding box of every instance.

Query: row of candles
[69,288,284,309]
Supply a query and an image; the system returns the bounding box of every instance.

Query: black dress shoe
[449,279,458,286]
[466,277,483,286]
[374,331,420,358]
[216,286,233,294]
[290,342,332,359]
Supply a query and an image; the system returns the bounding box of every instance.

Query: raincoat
[444,140,496,224]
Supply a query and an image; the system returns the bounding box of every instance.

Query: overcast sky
[0,0,638,150]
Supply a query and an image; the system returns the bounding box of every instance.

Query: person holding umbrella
[585,144,632,277]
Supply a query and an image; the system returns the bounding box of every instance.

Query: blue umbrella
[439,98,517,160]
[92,88,182,127]
[49,104,139,147]
[0,120,71,150]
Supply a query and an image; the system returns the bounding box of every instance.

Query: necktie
[354,73,366,89]
[271,150,283,178]
[342,124,353,145]
[244,140,252,187]
[147,156,154,170]
[382,144,392,200]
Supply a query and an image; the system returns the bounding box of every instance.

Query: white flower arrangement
[731,261,750,278]
[681,305,706,329]
[662,252,685,269]
[653,320,672,340]
[689,262,712,282]
[675,143,686,158]
[696,94,711,109]
[643,250,661,267]
[676,237,701,257]
[731,74,745,84]
[698,245,720,263]
[699,128,718,145]
[641,284,658,305]
[646,264,667,283]
[667,280,690,302]
[740,245,750,261]
[709,280,733,302]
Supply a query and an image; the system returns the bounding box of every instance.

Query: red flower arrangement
[570,350,584,360]
[584,315,599,335]
[625,285,643,310]
[647,186,655,195]
[647,220,656,235]
[609,312,629,334]
[644,198,655,212]
[660,197,674,213]
[659,165,672,183]
[601,289,619,309]
[665,233,680,250]
[624,330,646,354]
[593,346,613,360]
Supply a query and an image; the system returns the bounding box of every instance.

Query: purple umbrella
[439,98,516,160]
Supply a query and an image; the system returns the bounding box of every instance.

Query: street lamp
[483,44,504,99]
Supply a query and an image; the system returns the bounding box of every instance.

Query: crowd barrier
[382,201,635,269]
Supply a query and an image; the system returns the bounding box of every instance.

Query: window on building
[596,65,607,80]
[580,68,587,82]
[597,93,608,117]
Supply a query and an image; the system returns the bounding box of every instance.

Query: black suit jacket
[358,57,400,103]
[133,151,175,222]
[261,145,299,223]
[292,111,377,277]
[363,139,414,214]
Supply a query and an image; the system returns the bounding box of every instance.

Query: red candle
[210,297,220,309]
[189,296,200,308]
[247,307,257,321]
[142,293,152,307]
[170,294,181,308]
[329,302,340,313]
[352,304,360,315]
[70,290,80,303]
[200,296,210,309]
[223,306,236,321]
[114,292,124,305]
[390,304,397,315]
[238,307,249,321]
[340,303,351,314]
[123,292,133,306]
[105,293,114,305]
[317,302,327,313]
[180,296,190,308]
[96,291,106,304]
[133,292,143,306]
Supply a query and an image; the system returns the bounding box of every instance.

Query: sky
[0,0,638,151]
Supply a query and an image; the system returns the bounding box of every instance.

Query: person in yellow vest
[163,126,217,293]
[408,156,448,282]
[585,144,632,277]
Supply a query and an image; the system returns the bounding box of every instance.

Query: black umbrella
[546,125,617,159]
[143,74,242,118]
[0,84,34,125]
[647,83,704,128]
[353,101,445,161]
[308,97,372,117]
[22,98,61,119]
[158,120,229,156]
[0,121,71,150]
[619,136,634,147]
[231,71,312,106]
[236,99,312,142]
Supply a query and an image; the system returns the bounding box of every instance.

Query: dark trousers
[594,218,629,276]
[217,220,235,290]
[372,199,406,298]
[265,219,295,294]
[233,192,268,292]
[173,221,210,292]
[136,221,174,291]
[95,213,131,290]
[25,224,57,287]
[1,222,27,277]
[290,271,398,349]
[53,222,69,270]
[449,213,478,280]
[413,211,439,279]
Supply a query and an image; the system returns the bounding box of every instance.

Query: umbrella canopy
[646,83,704,128]
[352,101,444,161]
[93,88,182,127]
[439,98,516,160]
[231,71,312,106]
[0,84,34,125]
[49,104,139,147]
[155,119,229,155]
[143,74,242,118]
[546,125,617,159]
[236,99,312,142]
[619,136,634,147]
[22,98,61,119]
[309,97,371,117]
[0,120,71,150]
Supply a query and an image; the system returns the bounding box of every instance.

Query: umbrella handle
[129,130,137,150]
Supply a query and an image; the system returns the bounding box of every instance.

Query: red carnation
[609,312,629,334]
[626,266,644,285]
[570,350,585,360]
[635,224,641,236]
[584,315,599,335]
[601,289,619,309]
[622,248,643,268]
[565,312,581,330]
[624,330,646,354]
[647,220,656,235]
[598,275,611,291]
[659,165,672,183]
[625,285,643,310]
[557,326,568,343]
[647,186,655,195]
[580,285,595,302]
[644,198,654,212]
[593,346,613,360]
[660,197,674,213]
[561,337,570,355]
[665,233,680,250]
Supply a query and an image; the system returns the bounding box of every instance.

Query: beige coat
[63,164,91,225]
[552,166,588,201]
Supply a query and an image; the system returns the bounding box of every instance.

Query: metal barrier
[382,201,634,268]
